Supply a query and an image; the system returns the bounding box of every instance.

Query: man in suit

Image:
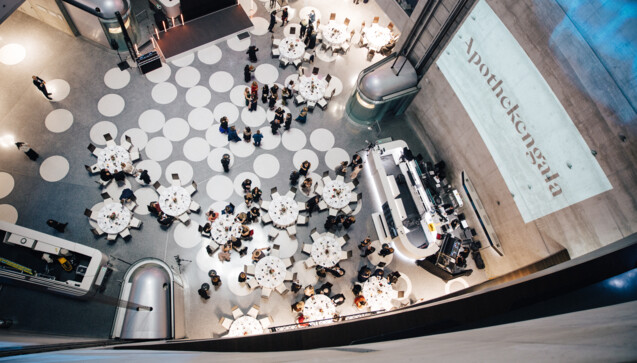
[268,10,277,32]
[32,76,52,100]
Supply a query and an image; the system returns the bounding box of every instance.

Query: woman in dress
[295,107,309,123]
[244,87,251,106]
[299,160,311,176]
[261,84,269,103]
[243,126,252,142]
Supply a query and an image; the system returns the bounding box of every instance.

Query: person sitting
[199,222,212,237]
[296,314,309,328]
[241,178,252,193]
[244,192,253,207]
[372,268,385,278]
[301,178,313,194]
[218,243,232,262]
[206,209,219,222]
[388,271,401,285]
[148,201,162,216]
[222,203,235,215]
[252,247,269,263]
[113,169,126,183]
[289,170,300,185]
[295,107,309,123]
[316,266,327,278]
[324,215,337,230]
[331,294,346,306]
[252,187,262,203]
[291,300,305,313]
[157,213,174,226]
[336,161,348,175]
[248,207,260,223]
[317,282,332,295]
[351,153,363,170]
[120,161,135,175]
[352,284,362,296]
[241,225,253,241]
[354,294,367,309]
[119,188,136,203]
[291,279,302,293]
[303,285,315,299]
[359,237,375,257]
[235,212,248,224]
[100,169,113,182]
[379,243,395,257]
[238,271,247,284]
[137,169,151,184]
[459,247,470,259]
[358,266,372,283]
[230,237,248,256]
[327,264,346,277]
[306,195,320,217]
[456,255,467,268]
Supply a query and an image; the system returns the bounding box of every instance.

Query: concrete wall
[17,0,74,36]
[400,0,637,277]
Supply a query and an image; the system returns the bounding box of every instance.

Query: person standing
[15,142,39,161]
[246,45,259,62]
[198,283,211,300]
[244,87,251,107]
[283,113,292,131]
[47,219,68,233]
[219,116,229,133]
[343,216,356,229]
[227,126,241,142]
[270,119,281,135]
[305,196,320,217]
[308,10,316,24]
[351,153,363,169]
[221,154,231,172]
[244,65,253,83]
[300,18,308,38]
[261,84,269,104]
[350,164,363,180]
[299,160,311,176]
[307,31,318,49]
[281,86,291,106]
[243,126,252,142]
[268,92,278,110]
[250,93,258,112]
[209,270,222,288]
[32,76,52,100]
[138,169,151,184]
[281,7,289,26]
[252,186,263,203]
[253,129,264,146]
[268,10,277,32]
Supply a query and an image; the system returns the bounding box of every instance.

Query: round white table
[209,214,243,245]
[322,179,352,209]
[158,185,191,216]
[298,74,327,102]
[279,36,305,61]
[255,255,287,289]
[97,145,131,173]
[303,294,336,324]
[228,316,263,337]
[268,195,299,228]
[363,276,397,312]
[363,24,392,52]
[321,22,348,49]
[311,235,342,268]
[96,203,131,234]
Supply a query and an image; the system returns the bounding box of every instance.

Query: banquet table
[298,74,327,102]
[158,185,191,217]
[255,256,287,289]
[279,36,306,61]
[97,145,131,173]
[363,24,392,52]
[363,276,397,311]
[321,21,348,49]
[311,234,342,268]
[303,294,336,324]
[209,214,242,245]
[228,316,264,337]
[322,179,353,210]
[268,195,300,228]
[96,203,132,234]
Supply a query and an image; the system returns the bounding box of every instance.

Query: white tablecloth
[279,37,305,61]
[209,214,242,245]
[322,179,352,209]
[303,294,336,324]
[311,234,342,268]
[96,203,131,234]
[268,195,300,228]
[255,256,287,289]
[363,24,392,52]
[97,145,131,173]
[321,22,348,48]
[158,185,191,216]
[228,316,263,337]
[363,276,397,312]
[298,74,327,102]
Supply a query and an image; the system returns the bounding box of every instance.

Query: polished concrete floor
[0,0,487,340]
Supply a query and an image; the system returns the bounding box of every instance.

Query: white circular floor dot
[227,36,251,51]
[134,188,158,215]
[175,66,201,88]
[165,160,194,185]
[206,127,229,147]
[241,105,267,127]
[45,109,73,133]
[325,147,350,170]
[105,178,131,198]
[145,136,173,161]
[174,222,201,248]
[233,172,261,196]
[186,85,211,107]
[0,205,18,224]
[291,260,318,286]
[250,16,269,35]
[206,175,234,201]
[183,137,210,162]
[254,64,279,85]
[170,53,195,67]
[120,128,148,150]
[257,126,281,150]
[327,75,343,96]
[89,121,118,145]
[104,68,131,89]
[0,173,15,199]
[39,156,69,182]
[138,109,166,133]
[281,128,306,151]
[310,128,335,151]
[272,231,298,259]
[197,45,222,65]
[209,71,234,93]
[47,79,70,102]
[145,63,171,83]
[299,7,321,23]
[162,117,190,142]
[97,94,125,117]
[229,137,255,157]
[188,107,214,130]
[253,154,280,179]
[230,85,250,107]
[0,44,26,65]
[134,160,162,185]
[293,149,319,171]
[214,102,239,124]
[227,266,255,297]
[152,82,178,104]
[316,47,338,63]
[207,148,233,172]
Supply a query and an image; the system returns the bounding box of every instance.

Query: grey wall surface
[398,0,637,277]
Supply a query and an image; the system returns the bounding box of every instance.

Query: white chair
[332,45,342,53]
[284,190,295,199]
[272,48,280,58]
[91,226,105,236]
[273,38,281,47]
[294,95,306,106]
[302,244,313,254]
[328,208,337,216]
[317,98,328,110]
[178,213,190,224]
[185,181,197,195]
[260,200,271,210]
[336,174,344,183]
[296,215,308,225]
[247,305,260,318]
[297,201,306,211]
[244,264,256,275]
[307,101,316,111]
[310,229,320,241]
[247,276,259,289]
[282,257,294,268]
[129,217,142,229]
[339,250,351,260]
[129,148,140,162]
[293,59,302,68]
[304,257,316,269]
[207,240,220,254]
[107,234,117,241]
[120,136,132,151]
[275,283,288,295]
[220,317,233,330]
[326,232,336,239]
[315,185,323,195]
[189,200,201,213]
[270,244,280,257]
[350,193,358,203]
[279,58,289,68]
[231,305,244,319]
[119,228,131,239]
[85,164,100,174]
[268,228,279,240]
[286,225,296,236]
[322,175,331,185]
[337,237,347,247]
[318,200,328,211]
[341,42,350,53]
[302,52,312,62]
[261,287,272,299]
[259,316,273,329]
[285,271,296,281]
[261,213,272,224]
[342,205,352,215]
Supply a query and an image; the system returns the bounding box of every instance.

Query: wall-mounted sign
[436,0,612,223]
